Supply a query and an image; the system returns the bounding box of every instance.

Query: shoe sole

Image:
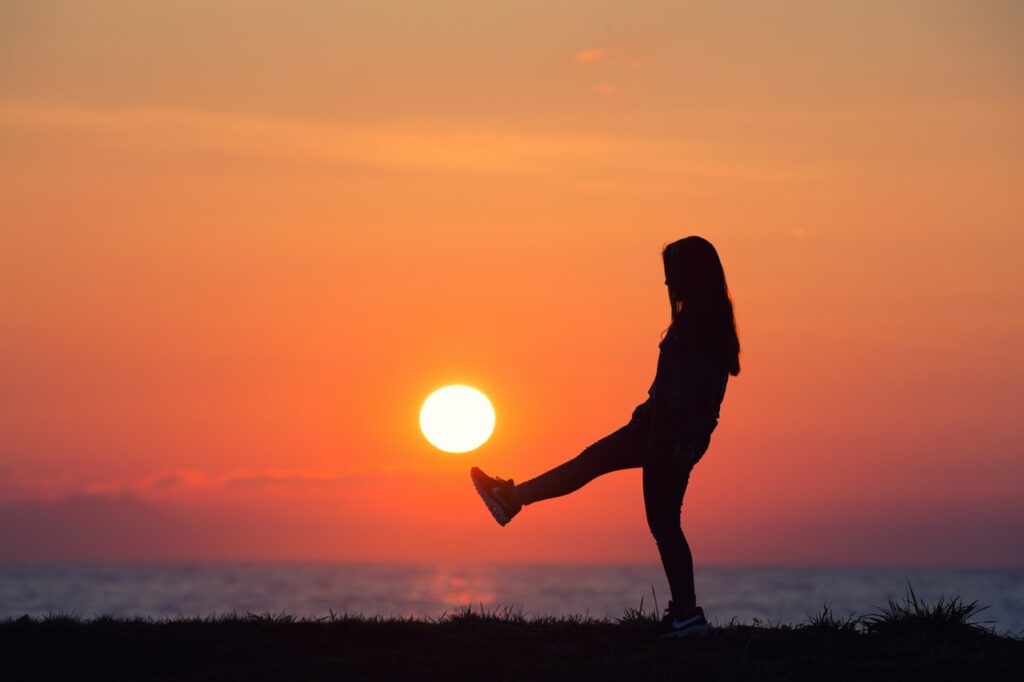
[470,471,510,527]
[661,623,711,639]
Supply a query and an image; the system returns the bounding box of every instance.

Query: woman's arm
[647,342,728,458]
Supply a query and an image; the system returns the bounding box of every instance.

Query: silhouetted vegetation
[861,582,991,636]
[1,587,1020,681]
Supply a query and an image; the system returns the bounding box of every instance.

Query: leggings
[514,414,704,611]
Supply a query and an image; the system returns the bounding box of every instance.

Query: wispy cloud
[0,102,622,176]
[82,468,385,497]
[0,101,824,183]
[573,48,609,64]
[0,466,406,503]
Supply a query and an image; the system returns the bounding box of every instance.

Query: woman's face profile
[666,281,683,313]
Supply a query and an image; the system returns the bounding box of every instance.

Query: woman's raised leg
[514,420,646,506]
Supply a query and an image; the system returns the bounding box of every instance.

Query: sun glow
[419,385,496,453]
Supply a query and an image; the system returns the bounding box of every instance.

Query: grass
[1,586,1021,681]
[804,603,861,632]
[861,581,993,635]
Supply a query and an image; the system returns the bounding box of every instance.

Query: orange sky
[1,1,1022,565]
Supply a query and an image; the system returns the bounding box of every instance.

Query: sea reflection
[1,563,1021,635]
[407,568,498,608]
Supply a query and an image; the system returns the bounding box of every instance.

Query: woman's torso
[648,325,729,452]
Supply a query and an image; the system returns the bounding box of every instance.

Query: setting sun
[419,385,496,453]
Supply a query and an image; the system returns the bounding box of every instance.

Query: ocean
[2,563,1022,636]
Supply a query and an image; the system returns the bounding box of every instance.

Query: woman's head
[662,236,741,376]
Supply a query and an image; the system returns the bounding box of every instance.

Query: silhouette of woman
[470,236,740,637]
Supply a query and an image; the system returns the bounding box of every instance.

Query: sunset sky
[1,1,1022,565]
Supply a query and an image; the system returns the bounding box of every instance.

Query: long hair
[663,236,741,376]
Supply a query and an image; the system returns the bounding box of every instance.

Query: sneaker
[657,603,711,638]
[470,467,521,527]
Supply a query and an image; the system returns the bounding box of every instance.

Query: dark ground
[2,606,1022,682]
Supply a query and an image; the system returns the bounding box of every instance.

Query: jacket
[632,325,729,457]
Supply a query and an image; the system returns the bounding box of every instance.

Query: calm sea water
[1,563,1021,635]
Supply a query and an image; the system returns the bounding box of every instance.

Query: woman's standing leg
[515,420,646,506]
[643,443,699,611]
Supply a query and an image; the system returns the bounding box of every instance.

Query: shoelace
[490,480,516,508]
[488,476,515,494]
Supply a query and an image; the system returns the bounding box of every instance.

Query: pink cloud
[4,467,390,505]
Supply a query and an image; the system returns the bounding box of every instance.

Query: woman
[470,236,741,638]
